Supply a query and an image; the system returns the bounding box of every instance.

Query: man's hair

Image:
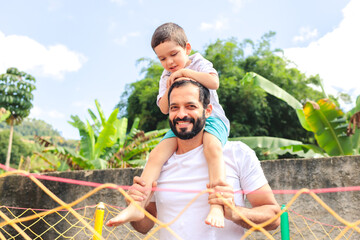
[151,22,188,50]
[168,80,210,109]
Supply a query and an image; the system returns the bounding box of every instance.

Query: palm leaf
[241,72,311,131]
[304,99,352,156]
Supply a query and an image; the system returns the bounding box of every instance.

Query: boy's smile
[154,41,191,73]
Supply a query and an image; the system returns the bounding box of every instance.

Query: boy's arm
[158,88,169,114]
[168,69,219,90]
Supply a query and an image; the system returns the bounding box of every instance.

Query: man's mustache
[173,116,195,125]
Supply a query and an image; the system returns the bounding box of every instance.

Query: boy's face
[154,41,191,73]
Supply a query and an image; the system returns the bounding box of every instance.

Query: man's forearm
[229,205,280,230]
[130,217,154,234]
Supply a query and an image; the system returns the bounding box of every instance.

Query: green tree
[0,118,61,139]
[0,68,36,168]
[117,33,325,159]
[232,72,360,157]
[0,108,10,122]
[0,130,33,166]
[116,59,167,130]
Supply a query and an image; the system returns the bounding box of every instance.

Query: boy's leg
[203,132,226,228]
[106,137,177,227]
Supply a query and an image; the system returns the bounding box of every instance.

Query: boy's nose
[167,57,174,65]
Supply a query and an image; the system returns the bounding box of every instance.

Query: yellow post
[93,202,105,240]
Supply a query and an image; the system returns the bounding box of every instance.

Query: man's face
[168,83,209,140]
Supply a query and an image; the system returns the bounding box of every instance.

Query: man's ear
[205,104,212,118]
[185,42,191,55]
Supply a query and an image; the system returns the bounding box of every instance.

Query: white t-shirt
[152,141,268,240]
[156,53,230,133]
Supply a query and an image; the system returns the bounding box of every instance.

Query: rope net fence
[0,168,359,240]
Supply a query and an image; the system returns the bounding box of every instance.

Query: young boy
[106,22,230,228]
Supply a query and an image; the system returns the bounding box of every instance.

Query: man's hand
[208,182,236,221]
[126,176,157,206]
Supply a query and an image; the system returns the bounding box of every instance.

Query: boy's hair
[151,22,188,50]
[168,79,210,109]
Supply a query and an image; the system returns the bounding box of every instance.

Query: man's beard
[169,112,206,140]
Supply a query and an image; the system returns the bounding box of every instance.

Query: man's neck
[175,131,204,154]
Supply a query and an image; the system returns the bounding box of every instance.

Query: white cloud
[0,31,87,79]
[284,0,360,105]
[29,106,65,119]
[293,27,318,43]
[113,32,140,45]
[200,17,229,31]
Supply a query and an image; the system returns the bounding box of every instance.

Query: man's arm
[208,183,280,230]
[130,202,157,234]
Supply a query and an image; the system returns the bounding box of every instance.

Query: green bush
[0,130,33,166]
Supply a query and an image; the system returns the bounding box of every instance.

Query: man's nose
[177,107,188,118]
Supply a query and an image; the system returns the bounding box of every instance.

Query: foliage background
[116,33,329,159]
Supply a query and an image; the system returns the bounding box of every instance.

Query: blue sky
[1,0,358,139]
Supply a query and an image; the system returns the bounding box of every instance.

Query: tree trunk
[5,121,14,169]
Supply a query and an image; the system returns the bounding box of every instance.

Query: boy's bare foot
[105,204,144,227]
[205,204,225,228]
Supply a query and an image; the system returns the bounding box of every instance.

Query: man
[109,78,280,239]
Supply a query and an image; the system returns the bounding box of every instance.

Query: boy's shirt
[156,53,230,134]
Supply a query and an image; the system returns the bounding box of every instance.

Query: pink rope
[1,163,360,194]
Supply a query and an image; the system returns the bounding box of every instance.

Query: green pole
[281,204,290,240]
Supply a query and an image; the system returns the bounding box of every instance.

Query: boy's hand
[167,69,190,88]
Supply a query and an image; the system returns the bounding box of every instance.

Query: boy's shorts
[162,116,228,146]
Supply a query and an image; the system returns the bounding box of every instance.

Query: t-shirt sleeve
[190,53,218,75]
[235,143,268,193]
[157,71,169,107]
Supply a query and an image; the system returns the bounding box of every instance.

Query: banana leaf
[230,136,326,158]
[241,72,311,131]
[304,99,352,156]
[95,99,106,127]
[93,108,119,159]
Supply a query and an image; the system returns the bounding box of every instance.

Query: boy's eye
[159,57,166,61]
[171,52,178,57]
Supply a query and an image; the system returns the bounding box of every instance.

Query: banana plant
[34,100,169,171]
[233,72,360,157]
